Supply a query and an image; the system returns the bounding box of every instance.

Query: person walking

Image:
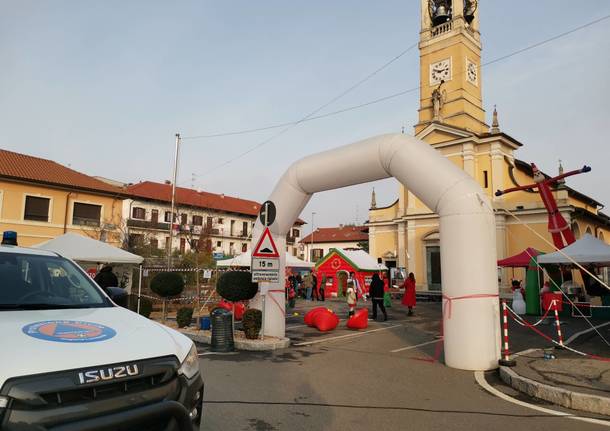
[370,273,387,321]
[303,273,313,300]
[402,272,417,316]
[319,273,326,301]
[346,281,357,317]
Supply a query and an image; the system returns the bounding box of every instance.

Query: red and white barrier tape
[509,300,554,327]
[505,303,610,362]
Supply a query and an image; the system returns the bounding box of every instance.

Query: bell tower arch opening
[251,133,500,371]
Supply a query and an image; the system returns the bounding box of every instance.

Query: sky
[1,1,610,234]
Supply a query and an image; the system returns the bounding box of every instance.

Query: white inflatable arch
[251,133,500,371]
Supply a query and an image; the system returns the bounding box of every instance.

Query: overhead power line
[182,42,417,141]
[185,12,610,180]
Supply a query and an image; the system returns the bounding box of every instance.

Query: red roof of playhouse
[497,248,542,268]
[300,225,368,244]
[315,248,387,272]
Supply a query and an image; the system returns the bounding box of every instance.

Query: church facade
[368,0,610,291]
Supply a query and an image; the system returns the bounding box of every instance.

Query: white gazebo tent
[537,234,610,266]
[35,233,143,264]
[216,250,314,269]
[35,233,144,309]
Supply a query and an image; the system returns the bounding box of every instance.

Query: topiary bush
[177,307,194,328]
[150,272,185,321]
[242,308,262,339]
[150,272,185,298]
[216,271,258,302]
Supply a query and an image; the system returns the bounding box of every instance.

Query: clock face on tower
[467,59,478,85]
[429,58,451,85]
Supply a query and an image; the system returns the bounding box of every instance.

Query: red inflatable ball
[304,307,329,327]
[346,308,368,330]
[314,310,339,332]
[233,302,246,321]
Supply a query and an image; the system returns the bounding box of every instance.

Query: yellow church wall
[369,201,398,222]
[0,180,123,247]
[371,229,397,259]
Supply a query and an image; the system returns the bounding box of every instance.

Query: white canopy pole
[251,133,499,371]
[137,264,143,314]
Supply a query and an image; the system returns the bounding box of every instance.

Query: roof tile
[0,148,125,195]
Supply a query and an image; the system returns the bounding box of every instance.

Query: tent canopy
[537,234,610,266]
[35,233,144,264]
[497,248,542,268]
[216,250,314,269]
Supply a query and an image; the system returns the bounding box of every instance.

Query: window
[132,207,145,220]
[0,252,107,308]
[192,215,203,226]
[206,217,213,228]
[181,213,187,225]
[216,241,222,248]
[165,237,171,251]
[242,243,247,252]
[217,218,224,224]
[242,221,248,237]
[72,202,101,227]
[292,228,300,238]
[24,196,50,222]
[151,209,159,223]
[180,238,186,253]
[483,170,489,189]
[312,248,324,261]
[192,239,199,251]
[164,211,176,223]
[150,238,159,249]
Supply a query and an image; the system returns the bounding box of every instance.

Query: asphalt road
[197,299,609,430]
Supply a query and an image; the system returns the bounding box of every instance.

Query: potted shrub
[177,307,194,328]
[242,309,262,339]
[150,272,185,321]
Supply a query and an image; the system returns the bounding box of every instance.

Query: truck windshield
[0,252,110,310]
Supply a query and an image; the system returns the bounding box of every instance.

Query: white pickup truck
[0,233,203,431]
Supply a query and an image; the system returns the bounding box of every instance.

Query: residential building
[300,225,368,262]
[368,1,610,291]
[123,181,304,257]
[0,149,126,247]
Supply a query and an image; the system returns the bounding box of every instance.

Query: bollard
[499,300,516,367]
[552,300,565,349]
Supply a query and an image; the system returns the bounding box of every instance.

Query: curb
[181,329,291,351]
[499,365,610,416]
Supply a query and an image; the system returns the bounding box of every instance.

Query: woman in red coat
[402,272,416,316]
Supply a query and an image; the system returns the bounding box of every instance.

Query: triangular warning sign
[252,227,280,258]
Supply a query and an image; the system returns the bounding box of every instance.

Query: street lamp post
[167,133,181,270]
[310,212,316,262]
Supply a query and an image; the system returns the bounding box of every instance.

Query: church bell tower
[416,0,488,134]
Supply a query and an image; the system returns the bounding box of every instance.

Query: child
[346,281,357,317]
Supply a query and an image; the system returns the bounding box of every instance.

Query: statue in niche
[431,81,446,121]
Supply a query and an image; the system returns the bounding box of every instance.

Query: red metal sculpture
[495,163,591,249]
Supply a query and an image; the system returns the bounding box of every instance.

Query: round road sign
[259,201,276,226]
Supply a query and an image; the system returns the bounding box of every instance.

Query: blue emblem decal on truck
[22,320,116,343]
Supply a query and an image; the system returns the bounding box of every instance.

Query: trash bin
[200,316,211,330]
[210,308,234,352]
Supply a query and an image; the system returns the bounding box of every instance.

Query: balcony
[127,218,170,231]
